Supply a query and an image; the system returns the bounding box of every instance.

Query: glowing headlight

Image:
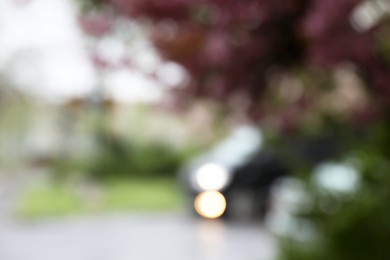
[195,163,230,191]
[194,191,227,219]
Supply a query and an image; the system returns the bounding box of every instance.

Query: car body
[179,125,288,220]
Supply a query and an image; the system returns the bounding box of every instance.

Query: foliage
[279,118,390,260]
[86,133,193,179]
[81,0,389,120]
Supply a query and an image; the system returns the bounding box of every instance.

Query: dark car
[179,125,288,220]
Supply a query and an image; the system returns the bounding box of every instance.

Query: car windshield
[210,125,263,167]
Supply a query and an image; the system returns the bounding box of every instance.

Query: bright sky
[0,0,183,103]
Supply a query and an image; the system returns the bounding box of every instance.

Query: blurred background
[0,0,390,259]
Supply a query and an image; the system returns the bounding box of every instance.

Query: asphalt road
[0,213,277,260]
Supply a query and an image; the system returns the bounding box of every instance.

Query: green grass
[103,179,180,211]
[17,185,83,218]
[17,178,181,218]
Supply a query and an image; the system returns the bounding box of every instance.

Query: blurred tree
[78,0,389,127]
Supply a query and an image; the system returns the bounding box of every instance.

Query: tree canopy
[80,0,390,132]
